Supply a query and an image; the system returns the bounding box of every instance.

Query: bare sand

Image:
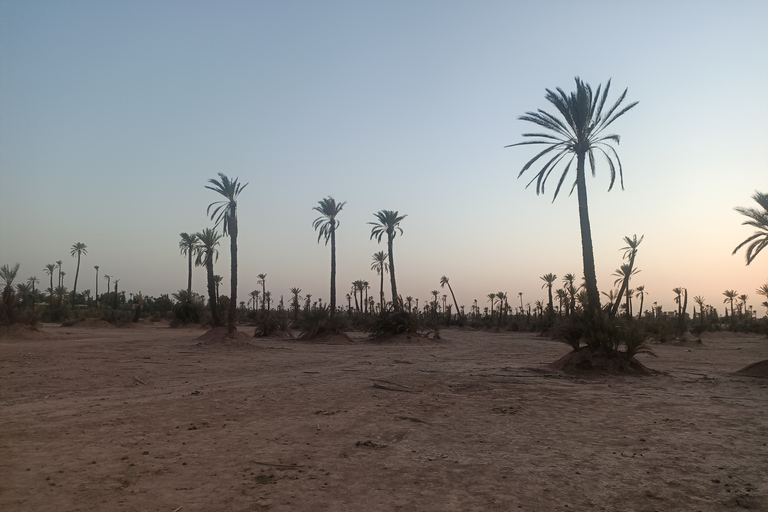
[1,323,766,511]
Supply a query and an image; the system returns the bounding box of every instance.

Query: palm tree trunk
[73,254,81,297]
[379,271,385,309]
[575,152,601,316]
[387,234,399,311]
[612,252,636,317]
[330,226,337,316]
[447,282,462,325]
[187,251,193,298]
[228,215,238,336]
[206,259,221,326]
[638,294,644,321]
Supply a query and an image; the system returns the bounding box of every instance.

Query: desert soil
[1,322,767,512]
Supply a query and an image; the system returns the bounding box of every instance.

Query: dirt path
[1,324,766,511]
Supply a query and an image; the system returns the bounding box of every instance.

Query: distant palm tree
[206,173,248,336]
[738,294,749,317]
[104,274,111,300]
[257,274,267,312]
[635,285,646,320]
[15,283,32,308]
[70,242,87,300]
[430,290,440,312]
[733,191,768,265]
[612,234,643,317]
[508,78,638,316]
[562,273,577,316]
[195,228,223,327]
[540,273,557,316]
[313,196,346,316]
[56,260,63,287]
[756,283,768,315]
[722,290,738,318]
[1,263,20,321]
[93,266,99,301]
[179,233,200,299]
[371,251,389,309]
[440,276,463,325]
[362,281,370,314]
[214,275,223,301]
[289,287,302,320]
[693,295,706,325]
[113,279,120,309]
[486,293,496,318]
[556,288,567,317]
[369,210,407,311]
[405,296,413,313]
[612,264,640,319]
[27,276,39,294]
[44,264,56,301]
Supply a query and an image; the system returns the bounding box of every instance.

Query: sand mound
[296,332,356,345]
[64,318,115,329]
[551,347,653,375]
[0,324,50,340]
[734,360,768,378]
[196,326,254,348]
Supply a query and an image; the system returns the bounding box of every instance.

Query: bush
[367,308,420,338]
[298,306,347,339]
[254,311,293,337]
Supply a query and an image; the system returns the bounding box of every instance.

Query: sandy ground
[1,322,766,512]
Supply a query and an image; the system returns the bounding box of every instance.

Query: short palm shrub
[298,305,347,339]
[367,308,420,338]
[254,311,293,337]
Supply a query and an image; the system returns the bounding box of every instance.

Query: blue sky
[1,0,766,314]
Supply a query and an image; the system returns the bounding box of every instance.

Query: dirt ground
[1,322,766,512]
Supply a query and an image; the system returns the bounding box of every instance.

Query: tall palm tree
[733,191,768,265]
[257,274,267,312]
[756,283,768,315]
[70,242,87,300]
[371,251,389,309]
[26,276,39,294]
[195,228,223,327]
[440,276,463,325]
[369,210,407,311]
[179,233,200,299]
[94,266,99,301]
[611,234,643,317]
[206,173,248,336]
[540,273,557,317]
[722,290,737,318]
[313,197,346,316]
[44,264,56,301]
[56,260,63,287]
[508,78,638,316]
[562,273,577,316]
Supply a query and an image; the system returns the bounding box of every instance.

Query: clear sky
[1,0,766,316]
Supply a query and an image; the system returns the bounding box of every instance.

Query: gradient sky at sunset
[1,1,766,315]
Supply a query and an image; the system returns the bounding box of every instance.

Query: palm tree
[555,288,567,317]
[722,290,738,318]
[733,191,768,265]
[508,78,638,316]
[362,281,370,313]
[289,287,302,320]
[371,251,389,309]
[430,290,440,313]
[312,197,346,316]
[70,242,87,300]
[369,210,407,311]
[738,294,749,317]
[611,234,643,317]
[104,274,111,301]
[113,279,120,309]
[1,263,20,322]
[93,266,99,302]
[44,264,56,301]
[540,273,557,317]
[257,274,267,312]
[206,173,248,336]
[440,276,463,325]
[27,276,39,294]
[56,260,63,287]
[612,264,640,319]
[635,285,646,320]
[179,233,200,299]
[195,228,223,327]
[756,283,768,315]
[486,293,496,318]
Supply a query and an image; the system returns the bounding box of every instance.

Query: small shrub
[367,309,420,338]
[254,311,293,337]
[299,306,347,339]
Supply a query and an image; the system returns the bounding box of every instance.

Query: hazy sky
[1,0,766,315]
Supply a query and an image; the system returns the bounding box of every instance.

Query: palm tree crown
[733,191,768,265]
[179,232,200,298]
[508,77,637,316]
